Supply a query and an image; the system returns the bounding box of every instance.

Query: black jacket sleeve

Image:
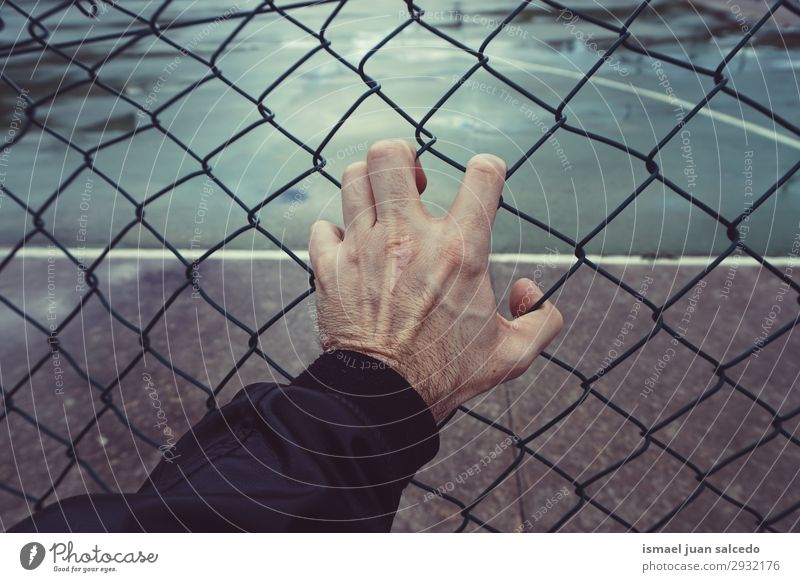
[10,350,439,532]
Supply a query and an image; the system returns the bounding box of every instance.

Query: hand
[308,140,563,423]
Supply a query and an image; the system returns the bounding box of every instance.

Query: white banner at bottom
[1,533,796,581]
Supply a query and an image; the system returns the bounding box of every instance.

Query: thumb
[501,277,564,378]
[509,277,543,318]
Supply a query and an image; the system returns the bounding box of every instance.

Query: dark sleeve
[9,350,439,532]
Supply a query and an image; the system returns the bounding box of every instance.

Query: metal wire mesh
[1,0,799,532]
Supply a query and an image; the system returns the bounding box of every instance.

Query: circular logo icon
[20,542,46,570]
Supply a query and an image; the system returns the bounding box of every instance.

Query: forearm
[10,351,439,532]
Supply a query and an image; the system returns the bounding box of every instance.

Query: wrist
[332,347,456,423]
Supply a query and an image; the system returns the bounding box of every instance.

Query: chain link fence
[1,0,799,532]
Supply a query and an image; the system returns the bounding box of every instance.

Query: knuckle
[467,153,507,179]
[463,253,487,276]
[342,243,360,265]
[437,226,487,275]
[380,195,411,216]
[368,139,410,163]
[440,238,466,267]
[384,231,418,256]
[341,161,368,186]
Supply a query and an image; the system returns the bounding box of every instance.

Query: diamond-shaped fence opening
[0,0,799,532]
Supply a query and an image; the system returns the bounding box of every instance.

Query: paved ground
[1,254,797,532]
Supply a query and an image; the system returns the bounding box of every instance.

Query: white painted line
[501,59,800,151]
[4,247,798,267]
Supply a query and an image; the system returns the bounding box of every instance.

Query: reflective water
[1,0,798,255]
